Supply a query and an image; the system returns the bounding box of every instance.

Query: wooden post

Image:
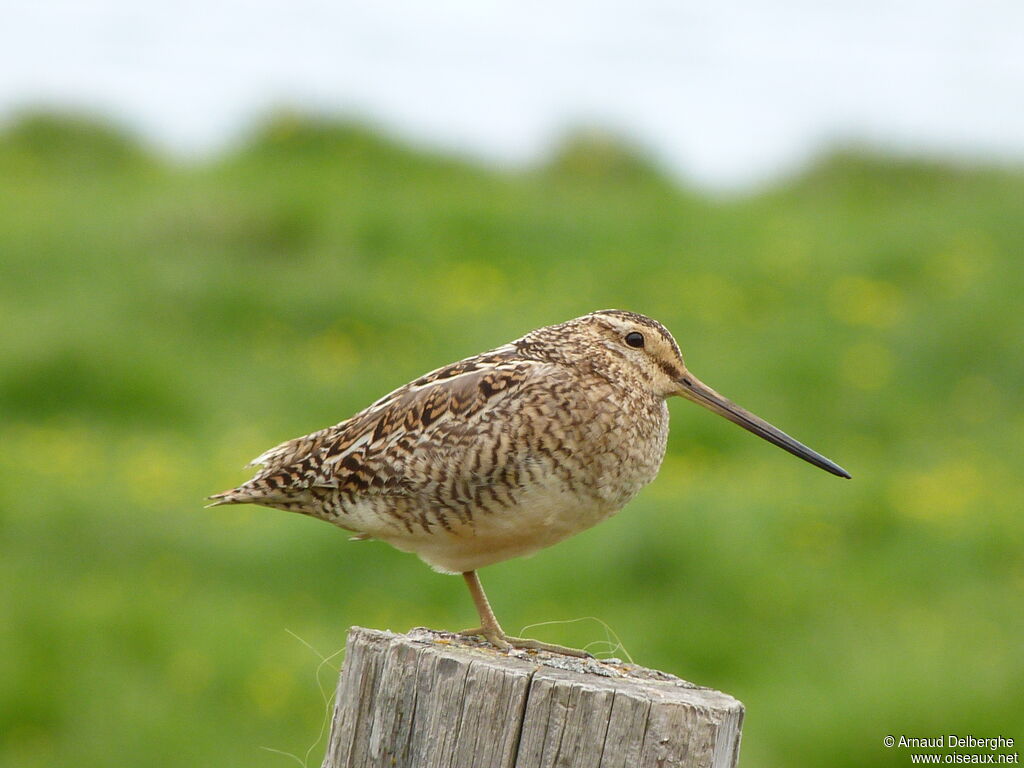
[321,627,744,768]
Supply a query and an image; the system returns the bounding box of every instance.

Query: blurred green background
[1,111,1021,768]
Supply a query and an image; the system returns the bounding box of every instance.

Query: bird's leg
[458,571,590,658]
[459,571,510,649]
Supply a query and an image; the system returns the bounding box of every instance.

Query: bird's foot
[456,627,591,658]
[502,635,592,658]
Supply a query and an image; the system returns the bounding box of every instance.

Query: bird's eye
[625,332,645,348]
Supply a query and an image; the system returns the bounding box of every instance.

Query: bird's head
[564,310,851,479]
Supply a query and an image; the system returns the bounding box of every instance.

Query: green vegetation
[1,111,1021,768]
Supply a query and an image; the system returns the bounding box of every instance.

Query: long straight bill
[677,375,851,479]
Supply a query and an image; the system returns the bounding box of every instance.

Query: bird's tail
[204,487,255,508]
[205,480,316,515]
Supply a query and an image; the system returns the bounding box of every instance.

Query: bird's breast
[353,386,671,573]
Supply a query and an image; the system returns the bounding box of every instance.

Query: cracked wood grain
[321,627,743,768]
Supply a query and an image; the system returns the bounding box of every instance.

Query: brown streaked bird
[209,310,850,656]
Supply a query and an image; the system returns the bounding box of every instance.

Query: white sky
[1,0,1022,188]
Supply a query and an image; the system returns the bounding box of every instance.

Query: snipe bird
[209,310,850,656]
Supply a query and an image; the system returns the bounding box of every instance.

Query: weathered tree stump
[321,627,743,768]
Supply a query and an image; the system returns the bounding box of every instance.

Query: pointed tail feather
[205,483,315,515]
[205,488,256,508]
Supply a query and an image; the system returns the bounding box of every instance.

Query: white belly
[372,482,620,574]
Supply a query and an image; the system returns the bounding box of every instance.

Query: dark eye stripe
[625,332,645,348]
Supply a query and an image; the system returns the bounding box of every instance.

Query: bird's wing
[220,353,550,504]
